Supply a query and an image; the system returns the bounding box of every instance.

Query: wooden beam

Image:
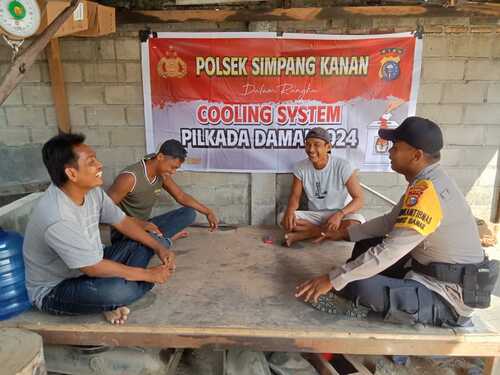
[0,0,80,106]
[117,3,500,24]
[46,38,71,134]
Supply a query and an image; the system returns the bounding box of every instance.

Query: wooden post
[46,38,71,134]
[484,357,498,375]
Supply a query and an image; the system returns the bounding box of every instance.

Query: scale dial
[0,0,41,39]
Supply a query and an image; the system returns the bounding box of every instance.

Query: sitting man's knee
[105,278,151,306]
[181,206,197,224]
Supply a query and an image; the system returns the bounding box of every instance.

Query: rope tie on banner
[2,35,24,62]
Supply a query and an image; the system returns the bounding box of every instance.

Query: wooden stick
[46,38,71,134]
[0,0,80,106]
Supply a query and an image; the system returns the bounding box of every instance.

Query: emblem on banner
[371,112,398,154]
[379,48,403,81]
[157,46,187,78]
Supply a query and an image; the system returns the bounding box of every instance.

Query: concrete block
[442,82,487,104]
[21,64,42,82]
[67,86,105,105]
[0,108,7,127]
[0,128,30,145]
[447,35,493,58]
[60,39,97,61]
[150,21,219,33]
[30,127,58,144]
[277,20,329,32]
[248,21,278,32]
[73,127,110,147]
[469,206,493,222]
[440,148,463,167]
[69,106,86,127]
[464,104,500,124]
[251,173,276,206]
[422,17,469,26]
[466,60,500,81]
[442,126,484,146]
[461,147,498,167]
[105,86,143,105]
[493,40,500,58]
[5,107,45,127]
[484,126,500,146]
[0,193,43,234]
[2,87,22,106]
[117,63,142,82]
[216,21,250,31]
[251,173,276,225]
[126,106,145,126]
[422,59,465,81]
[115,39,140,60]
[445,167,481,193]
[215,185,248,206]
[22,85,54,105]
[110,127,146,146]
[83,63,119,82]
[86,106,126,126]
[98,39,116,60]
[372,17,417,29]
[475,167,498,187]
[417,83,442,104]
[423,36,447,57]
[45,107,57,127]
[487,83,500,103]
[95,146,140,170]
[416,104,463,125]
[62,63,83,82]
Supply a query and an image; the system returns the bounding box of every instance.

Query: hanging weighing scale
[0,0,41,59]
[0,0,41,39]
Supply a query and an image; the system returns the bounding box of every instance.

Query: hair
[424,151,441,163]
[158,139,187,162]
[42,133,86,187]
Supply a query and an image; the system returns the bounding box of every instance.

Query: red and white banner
[141,32,422,172]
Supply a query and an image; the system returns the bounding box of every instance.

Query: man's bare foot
[171,230,189,242]
[103,306,130,325]
[283,232,298,247]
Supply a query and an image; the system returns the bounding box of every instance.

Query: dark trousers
[41,240,155,315]
[341,237,466,327]
[111,207,197,245]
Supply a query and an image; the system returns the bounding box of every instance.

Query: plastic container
[0,227,31,320]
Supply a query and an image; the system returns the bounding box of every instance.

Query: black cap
[305,127,332,144]
[378,116,443,154]
[158,139,187,161]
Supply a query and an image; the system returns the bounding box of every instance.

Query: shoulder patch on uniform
[395,179,442,236]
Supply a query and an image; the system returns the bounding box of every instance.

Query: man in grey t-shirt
[280,127,365,247]
[23,133,174,324]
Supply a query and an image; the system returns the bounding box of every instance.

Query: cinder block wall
[0,15,498,224]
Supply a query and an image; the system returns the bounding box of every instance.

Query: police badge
[379,48,404,81]
[157,46,187,79]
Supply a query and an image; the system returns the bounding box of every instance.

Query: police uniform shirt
[328,163,484,317]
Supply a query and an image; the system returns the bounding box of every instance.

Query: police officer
[295,116,487,326]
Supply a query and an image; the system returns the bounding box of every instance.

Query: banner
[141,32,422,172]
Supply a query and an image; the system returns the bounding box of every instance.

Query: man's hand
[206,210,219,231]
[146,265,172,284]
[144,221,163,236]
[282,210,296,232]
[295,274,333,303]
[326,211,344,232]
[156,248,176,268]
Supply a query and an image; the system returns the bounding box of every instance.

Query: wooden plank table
[2,227,500,372]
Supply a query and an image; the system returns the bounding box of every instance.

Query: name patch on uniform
[395,179,442,236]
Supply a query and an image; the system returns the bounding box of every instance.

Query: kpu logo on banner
[157,46,187,78]
[379,48,404,81]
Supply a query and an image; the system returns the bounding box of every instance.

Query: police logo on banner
[157,46,187,79]
[379,48,404,81]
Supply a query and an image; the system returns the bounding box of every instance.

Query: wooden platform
[2,227,500,361]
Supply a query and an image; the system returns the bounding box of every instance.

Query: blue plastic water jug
[0,227,31,320]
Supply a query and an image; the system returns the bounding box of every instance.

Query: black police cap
[378,116,443,154]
